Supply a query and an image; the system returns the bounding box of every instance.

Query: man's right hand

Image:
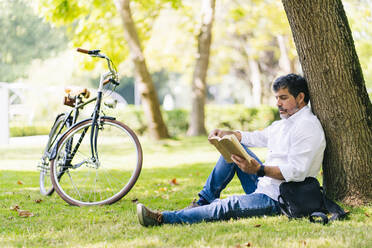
[208,129,242,142]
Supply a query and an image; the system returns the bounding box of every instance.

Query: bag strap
[277,195,293,218]
[309,212,329,224]
[321,190,348,221]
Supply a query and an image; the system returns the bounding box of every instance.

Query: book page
[209,134,253,163]
[209,137,233,163]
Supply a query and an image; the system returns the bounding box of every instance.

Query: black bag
[278,177,348,224]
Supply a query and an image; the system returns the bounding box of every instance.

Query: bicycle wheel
[50,117,143,206]
[39,114,67,196]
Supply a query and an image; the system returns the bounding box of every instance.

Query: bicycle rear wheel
[50,118,143,206]
[39,114,67,196]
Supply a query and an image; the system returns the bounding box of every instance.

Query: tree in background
[36,0,174,139]
[209,0,298,106]
[0,0,66,82]
[114,0,169,139]
[187,0,216,136]
[282,0,372,204]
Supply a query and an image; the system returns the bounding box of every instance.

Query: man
[137,73,326,226]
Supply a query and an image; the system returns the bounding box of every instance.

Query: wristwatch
[257,165,265,177]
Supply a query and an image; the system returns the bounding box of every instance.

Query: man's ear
[296,92,305,104]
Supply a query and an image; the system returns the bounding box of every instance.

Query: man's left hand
[231,154,261,174]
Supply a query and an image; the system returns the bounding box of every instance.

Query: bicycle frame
[49,52,119,168]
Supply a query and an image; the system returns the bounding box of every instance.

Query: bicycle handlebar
[76,48,119,87]
[76,48,101,55]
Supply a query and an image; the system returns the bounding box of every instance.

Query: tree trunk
[248,58,262,106]
[115,0,169,139]
[276,34,291,74]
[282,0,372,205]
[187,0,215,136]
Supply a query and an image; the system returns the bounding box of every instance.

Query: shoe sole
[137,203,146,226]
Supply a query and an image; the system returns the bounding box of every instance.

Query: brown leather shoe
[137,203,163,227]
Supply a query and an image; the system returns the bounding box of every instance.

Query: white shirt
[239,105,326,201]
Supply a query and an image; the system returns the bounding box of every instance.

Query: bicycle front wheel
[50,118,143,206]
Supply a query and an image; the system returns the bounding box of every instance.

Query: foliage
[0,137,371,247]
[0,0,67,82]
[35,0,183,72]
[344,0,372,89]
[9,124,50,137]
[9,104,279,137]
[119,105,279,137]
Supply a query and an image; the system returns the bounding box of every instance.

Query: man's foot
[137,203,163,227]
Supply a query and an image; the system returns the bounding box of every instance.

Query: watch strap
[257,165,265,177]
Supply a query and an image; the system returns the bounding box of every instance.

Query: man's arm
[231,154,284,180]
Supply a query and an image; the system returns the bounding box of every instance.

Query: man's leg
[163,193,279,224]
[198,145,263,204]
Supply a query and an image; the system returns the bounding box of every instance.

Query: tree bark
[115,0,169,139]
[282,0,372,204]
[187,0,215,136]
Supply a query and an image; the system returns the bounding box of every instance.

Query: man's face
[275,87,301,119]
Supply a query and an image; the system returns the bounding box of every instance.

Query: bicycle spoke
[51,119,142,205]
[66,170,82,200]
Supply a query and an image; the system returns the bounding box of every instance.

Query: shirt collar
[286,105,310,122]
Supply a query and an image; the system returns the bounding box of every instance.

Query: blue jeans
[162,145,280,224]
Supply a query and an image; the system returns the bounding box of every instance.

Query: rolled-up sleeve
[279,121,325,182]
[238,127,269,147]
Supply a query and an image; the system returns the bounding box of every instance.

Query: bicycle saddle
[64,86,90,99]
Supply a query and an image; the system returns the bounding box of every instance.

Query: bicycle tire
[50,117,143,206]
[39,113,67,196]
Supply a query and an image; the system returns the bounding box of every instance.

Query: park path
[0,135,47,171]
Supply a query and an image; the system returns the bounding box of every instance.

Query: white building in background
[0,83,9,145]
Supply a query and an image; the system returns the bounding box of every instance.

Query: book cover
[209,134,253,163]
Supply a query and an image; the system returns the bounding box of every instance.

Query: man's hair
[272,74,310,104]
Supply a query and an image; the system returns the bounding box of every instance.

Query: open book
[209,134,253,163]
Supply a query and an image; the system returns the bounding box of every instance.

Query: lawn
[0,136,371,248]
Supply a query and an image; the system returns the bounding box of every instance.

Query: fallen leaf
[300,240,307,245]
[10,205,20,211]
[254,224,261,228]
[365,212,370,217]
[169,178,179,185]
[18,210,34,217]
[244,242,252,247]
[34,199,42,203]
[234,245,241,248]
[159,187,167,192]
[17,181,23,185]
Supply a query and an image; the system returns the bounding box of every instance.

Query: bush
[10,125,50,137]
[9,105,279,137]
[205,105,279,132]
[118,105,279,137]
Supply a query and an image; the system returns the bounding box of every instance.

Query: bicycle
[38,48,143,206]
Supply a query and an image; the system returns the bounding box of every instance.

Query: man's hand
[231,154,261,174]
[208,129,242,142]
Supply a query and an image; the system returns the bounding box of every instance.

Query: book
[209,134,253,163]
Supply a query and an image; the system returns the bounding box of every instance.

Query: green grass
[0,136,371,247]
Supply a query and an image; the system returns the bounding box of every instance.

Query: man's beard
[279,104,300,119]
